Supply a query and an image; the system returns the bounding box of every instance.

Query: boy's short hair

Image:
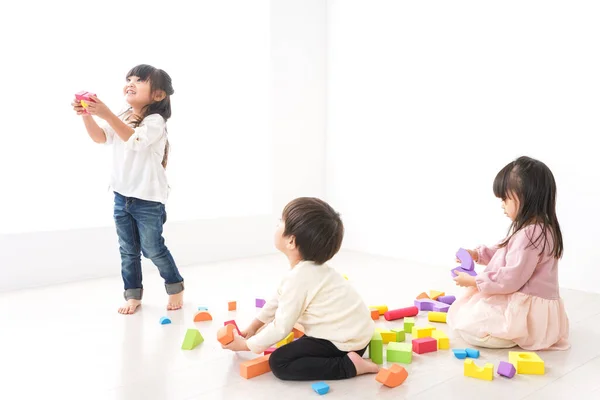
[282,197,344,264]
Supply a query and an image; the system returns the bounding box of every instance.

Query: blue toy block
[466,348,480,358]
[312,381,330,395]
[159,316,172,325]
[197,306,208,311]
[452,349,467,359]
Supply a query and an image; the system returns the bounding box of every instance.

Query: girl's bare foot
[167,291,184,310]
[118,299,141,314]
[347,351,380,375]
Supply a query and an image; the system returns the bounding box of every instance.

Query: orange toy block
[376,364,408,388]
[429,291,445,300]
[416,292,430,299]
[240,354,271,379]
[370,309,380,320]
[217,324,235,345]
[194,311,213,322]
[228,301,237,311]
[292,323,305,339]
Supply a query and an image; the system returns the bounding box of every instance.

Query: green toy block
[404,317,415,332]
[391,329,406,342]
[181,328,204,350]
[369,331,384,364]
[387,342,413,364]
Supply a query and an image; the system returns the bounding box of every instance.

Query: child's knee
[268,350,288,380]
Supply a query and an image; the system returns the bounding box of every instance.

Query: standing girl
[72,64,184,314]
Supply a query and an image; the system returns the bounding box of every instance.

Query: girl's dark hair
[124,64,174,168]
[493,156,563,258]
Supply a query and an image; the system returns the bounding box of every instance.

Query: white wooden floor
[1,250,599,400]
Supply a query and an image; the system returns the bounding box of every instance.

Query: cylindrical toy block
[384,306,419,321]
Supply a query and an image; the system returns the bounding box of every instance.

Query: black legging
[268,336,368,381]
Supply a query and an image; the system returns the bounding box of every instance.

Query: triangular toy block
[369,331,384,364]
[429,291,445,300]
[376,364,408,388]
[375,328,397,344]
[194,311,213,322]
[181,329,204,350]
[416,292,430,299]
[217,324,236,345]
[240,354,271,379]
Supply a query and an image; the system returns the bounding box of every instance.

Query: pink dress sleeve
[475,228,542,295]
[476,244,499,265]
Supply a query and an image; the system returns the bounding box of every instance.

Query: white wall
[0,0,328,292]
[327,0,600,293]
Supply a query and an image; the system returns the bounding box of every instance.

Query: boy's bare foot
[167,291,184,310]
[118,299,141,314]
[347,351,380,375]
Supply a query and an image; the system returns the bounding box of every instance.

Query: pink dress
[447,224,570,351]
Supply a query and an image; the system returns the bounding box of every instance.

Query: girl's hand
[72,98,86,116]
[221,331,250,352]
[456,249,479,264]
[454,272,477,288]
[240,326,257,339]
[85,95,112,120]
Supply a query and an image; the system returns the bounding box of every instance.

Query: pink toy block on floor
[412,338,437,354]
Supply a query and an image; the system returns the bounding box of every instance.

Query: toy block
[431,330,449,350]
[411,325,435,338]
[386,342,412,364]
[343,274,349,280]
[376,364,408,388]
[456,248,475,271]
[464,359,493,381]
[228,301,236,311]
[224,320,242,335]
[465,348,480,359]
[292,323,305,338]
[404,317,415,332]
[193,311,212,322]
[240,354,271,379]
[509,351,545,375]
[391,329,406,342]
[181,328,204,350]
[370,309,380,320]
[429,291,445,300]
[369,331,384,364]
[416,292,430,299]
[451,266,477,278]
[312,382,330,395]
[217,324,235,345]
[375,328,397,344]
[412,337,437,354]
[264,347,277,355]
[159,316,171,325]
[384,306,418,321]
[437,295,456,305]
[428,311,447,323]
[370,305,388,314]
[276,332,294,348]
[414,298,450,312]
[255,298,266,308]
[453,349,467,359]
[75,91,96,113]
[197,306,208,311]
[497,361,516,378]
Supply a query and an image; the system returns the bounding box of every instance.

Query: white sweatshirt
[246,260,374,354]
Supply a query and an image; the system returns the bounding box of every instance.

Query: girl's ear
[286,235,297,251]
[153,90,167,102]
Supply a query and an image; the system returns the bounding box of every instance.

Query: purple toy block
[437,295,456,305]
[414,298,450,313]
[451,266,477,278]
[255,298,266,308]
[456,248,475,271]
[497,361,516,378]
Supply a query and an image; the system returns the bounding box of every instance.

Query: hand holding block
[384,306,418,321]
[224,320,242,335]
[456,248,475,271]
[376,364,408,388]
[217,324,235,345]
[240,354,271,379]
[437,295,456,305]
[451,266,477,278]
[75,91,96,113]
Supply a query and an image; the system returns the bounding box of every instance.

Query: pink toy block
[264,347,277,355]
[414,298,450,312]
[412,338,437,354]
[255,298,266,308]
[384,306,419,321]
[224,320,242,336]
[437,295,456,305]
[75,91,96,114]
[497,361,516,378]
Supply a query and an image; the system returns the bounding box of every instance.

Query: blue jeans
[113,192,184,300]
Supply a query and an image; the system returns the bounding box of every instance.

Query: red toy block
[376,364,408,388]
[224,320,241,335]
[412,337,437,354]
[217,324,235,345]
[384,306,419,321]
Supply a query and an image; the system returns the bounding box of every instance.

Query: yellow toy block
[411,325,435,338]
[343,274,349,280]
[370,305,388,314]
[375,328,396,344]
[509,351,545,375]
[275,332,294,348]
[428,311,447,323]
[429,290,445,300]
[464,359,493,381]
[80,100,89,109]
[431,330,449,350]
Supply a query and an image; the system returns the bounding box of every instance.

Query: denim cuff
[124,288,143,301]
[165,281,184,295]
